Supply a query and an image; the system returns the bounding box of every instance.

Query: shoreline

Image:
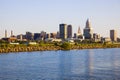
[0,44,120,53]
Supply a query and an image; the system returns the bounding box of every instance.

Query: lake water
[0,48,120,80]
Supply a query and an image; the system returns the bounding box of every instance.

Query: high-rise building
[83,19,93,39]
[26,32,34,40]
[67,25,72,38]
[110,30,117,42]
[34,33,41,40]
[59,24,67,39]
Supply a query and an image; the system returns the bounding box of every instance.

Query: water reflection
[57,49,120,80]
[59,51,72,80]
[0,49,120,80]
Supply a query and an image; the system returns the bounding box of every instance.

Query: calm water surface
[0,48,120,80]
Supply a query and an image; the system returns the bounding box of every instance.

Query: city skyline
[0,0,120,38]
[1,19,119,39]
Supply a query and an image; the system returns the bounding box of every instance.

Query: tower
[78,26,82,35]
[5,30,7,38]
[11,30,13,37]
[67,25,72,38]
[83,19,93,39]
[78,26,83,39]
[110,30,117,42]
[59,24,67,39]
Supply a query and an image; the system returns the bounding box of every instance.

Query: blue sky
[0,0,120,38]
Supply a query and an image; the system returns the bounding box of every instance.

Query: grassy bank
[0,42,120,53]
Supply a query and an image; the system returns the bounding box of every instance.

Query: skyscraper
[59,24,67,39]
[67,25,72,38]
[110,30,117,42]
[83,19,93,39]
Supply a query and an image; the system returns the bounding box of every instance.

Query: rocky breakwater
[0,46,62,53]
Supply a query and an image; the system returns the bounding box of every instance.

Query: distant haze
[0,0,120,38]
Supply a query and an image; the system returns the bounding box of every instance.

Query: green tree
[61,42,71,50]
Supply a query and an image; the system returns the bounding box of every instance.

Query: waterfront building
[40,31,46,40]
[59,24,67,39]
[50,33,57,38]
[93,33,101,42]
[110,30,117,42]
[45,38,62,42]
[17,34,23,41]
[67,25,72,38]
[26,32,34,40]
[83,19,93,39]
[101,37,111,42]
[46,33,50,39]
[28,42,37,45]
[34,33,41,40]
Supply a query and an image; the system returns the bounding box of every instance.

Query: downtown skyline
[0,0,120,38]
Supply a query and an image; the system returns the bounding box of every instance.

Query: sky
[0,0,120,38]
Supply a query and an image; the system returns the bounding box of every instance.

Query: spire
[85,18,91,28]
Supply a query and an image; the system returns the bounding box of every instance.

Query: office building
[110,30,117,42]
[26,32,34,40]
[50,33,57,38]
[34,33,41,40]
[83,19,93,39]
[40,31,46,40]
[59,24,67,39]
[67,25,72,38]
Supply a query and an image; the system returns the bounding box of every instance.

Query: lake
[0,48,120,80]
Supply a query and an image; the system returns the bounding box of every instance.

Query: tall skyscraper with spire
[83,19,93,39]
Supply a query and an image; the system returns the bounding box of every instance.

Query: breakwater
[0,43,120,53]
[0,46,62,53]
